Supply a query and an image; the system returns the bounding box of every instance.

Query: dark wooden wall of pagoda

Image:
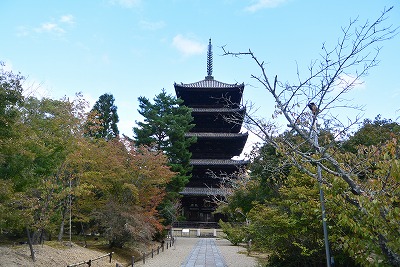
[174,78,248,224]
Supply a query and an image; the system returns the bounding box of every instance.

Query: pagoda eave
[191,107,245,113]
[185,132,248,138]
[190,107,245,133]
[180,187,229,197]
[188,132,248,158]
[190,159,249,166]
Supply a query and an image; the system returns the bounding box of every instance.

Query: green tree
[63,137,174,247]
[0,62,23,141]
[342,115,400,153]
[0,87,81,245]
[133,90,195,204]
[325,120,400,266]
[85,93,119,140]
[0,62,24,185]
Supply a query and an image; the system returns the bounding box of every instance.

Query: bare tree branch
[221,6,398,197]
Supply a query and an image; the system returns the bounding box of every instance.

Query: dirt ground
[0,239,263,267]
[0,242,123,267]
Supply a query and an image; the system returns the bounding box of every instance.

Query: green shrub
[219,220,246,245]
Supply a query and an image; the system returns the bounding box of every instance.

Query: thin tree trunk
[58,204,66,242]
[39,228,44,245]
[80,222,87,247]
[26,227,35,262]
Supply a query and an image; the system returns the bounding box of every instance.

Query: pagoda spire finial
[205,38,214,80]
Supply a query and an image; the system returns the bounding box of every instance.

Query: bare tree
[222,6,397,197]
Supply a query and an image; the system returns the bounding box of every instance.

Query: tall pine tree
[85,93,119,140]
[133,89,195,221]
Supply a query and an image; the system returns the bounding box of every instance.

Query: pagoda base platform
[170,226,225,238]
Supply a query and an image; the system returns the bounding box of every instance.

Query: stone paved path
[133,237,256,267]
[180,238,227,267]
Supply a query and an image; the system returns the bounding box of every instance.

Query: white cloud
[16,26,30,37]
[110,0,141,8]
[60,14,75,24]
[334,74,366,92]
[172,35,206,57]
[35,22,65,35]
[18,15,74,37]
[42,23,57,31]
[139,20,166,30]
[391,90,400,98]
[245,0,287,12]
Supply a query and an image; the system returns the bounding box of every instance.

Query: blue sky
[1,0,399,151]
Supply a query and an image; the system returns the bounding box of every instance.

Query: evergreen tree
[133,89,195,221]
[0,62,24,140]
[85,93,119,140]
[342,115,400,153]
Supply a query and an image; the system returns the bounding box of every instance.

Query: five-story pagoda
[174,39,248,224]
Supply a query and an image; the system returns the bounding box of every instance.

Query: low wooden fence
[67,238,175,267]
[127,237,175,266]
[67,252,113,267]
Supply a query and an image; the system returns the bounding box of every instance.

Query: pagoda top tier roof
[174,78,244,89]
[174,78,244,108]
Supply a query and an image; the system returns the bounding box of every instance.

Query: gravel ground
[0,238,258,267]
[0,243,116,267]
[134,237,258,267]
[216,239,258,267]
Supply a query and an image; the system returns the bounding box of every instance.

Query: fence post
[143,252,145,264]
[109,252,113,263]
[131,256,134,266]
